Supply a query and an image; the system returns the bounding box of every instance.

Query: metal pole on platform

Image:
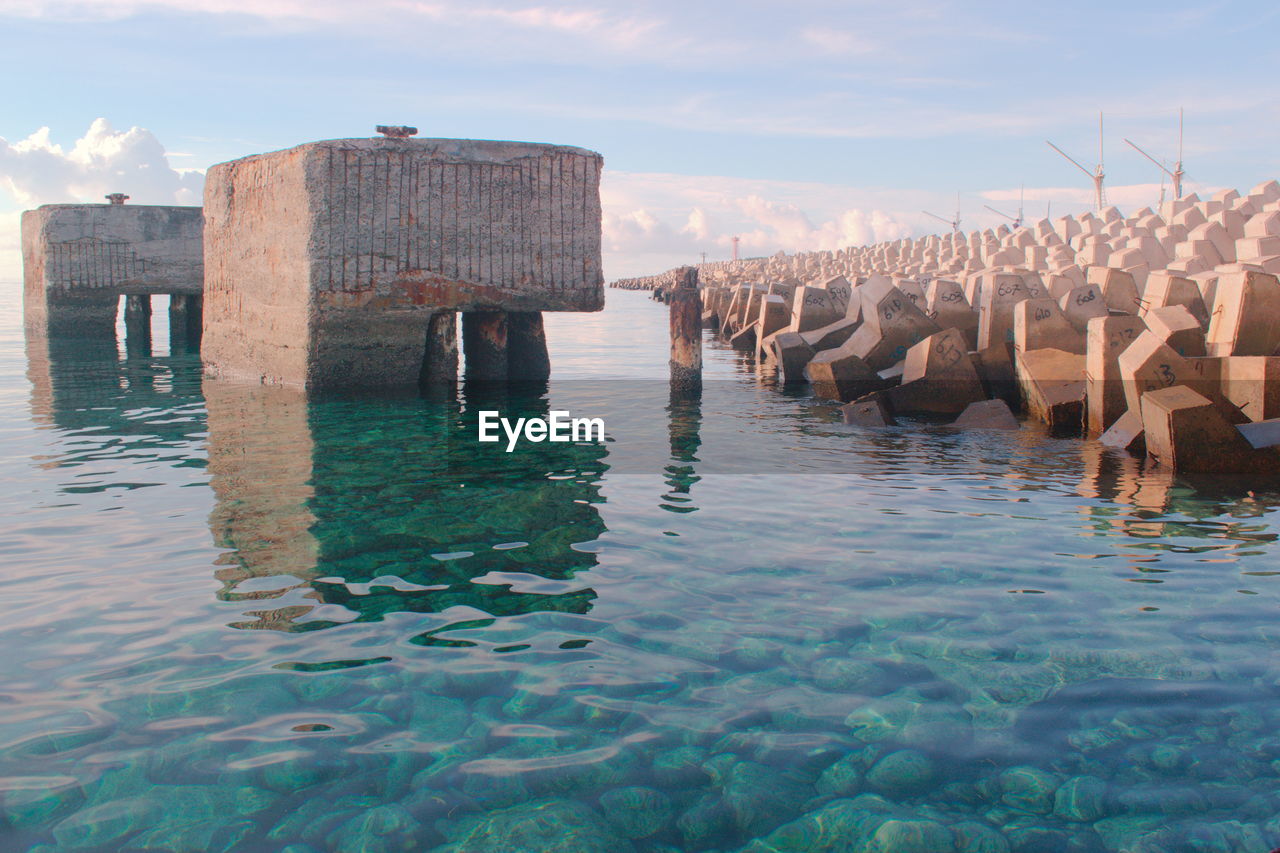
[669,267,702,394]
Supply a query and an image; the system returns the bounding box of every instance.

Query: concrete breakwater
[640,180,1280,475]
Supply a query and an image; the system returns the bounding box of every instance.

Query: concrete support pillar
[169,294,203,350]
[507,312,551,382]
[124,294,152,357]
[462,311,508,381]
[420,312,459,385]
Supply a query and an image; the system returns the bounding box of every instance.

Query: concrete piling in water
[421,312,459,386]
[508,312,552,382]
[669,267,702,393]
[462,311,508,381]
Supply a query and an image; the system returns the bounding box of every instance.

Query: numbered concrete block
[1059,284,1109,333]
[952,398,1019,430]
[1142,272,1209,327]
[1144,305,1206,357]
[1014,297,1084,354]
[976,271,1033,350]
[203,135,603,388]
[1206,270,1280,356]
[790,286,842,333]
[1086,266,1141,314]
[1016,348,1086,435]
[1221,356,1280,422]
[924,279,978,347]
[1140,385,1266,473]
[1116,330,1217,421]
[847,277,940,370]
[819,275,854,312]
[891,327,986,414]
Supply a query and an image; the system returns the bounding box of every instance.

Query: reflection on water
[5,289,1280,852]
[206,379,607,646]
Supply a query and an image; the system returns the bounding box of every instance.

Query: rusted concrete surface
[22,202,204,336]
[202,135,604,389]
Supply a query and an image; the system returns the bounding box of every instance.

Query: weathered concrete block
[893,327,986,414]
[800,317,859,351]
[1016,348,1086,435]
[1014,297,1084,354]
[976,272,1032,350]
[1221,356,1280,422]
[789,286,839,333]
[22,201,203,336]
[1206,270,1280,357]
[1140,385,1264,473]
[1086,266,1141,314]
[952,398,1019,430]
[1099,408,1145,455]
[841,394,895,426]
[924,279,978,346]
[202,135,603,388]
[1117,330,1200,418]
[804,343,883,402]
[1141,272,1209,327]
[1144,305,1206,357]
[1059,284,1109,333]
[770,331,815,384]
[1085,315,1146,436]
[847,277,940,369]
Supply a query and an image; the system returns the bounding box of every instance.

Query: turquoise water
[3,286,1280,852]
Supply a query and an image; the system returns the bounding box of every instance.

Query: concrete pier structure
[21,198,204,337]
[201,131,604,390]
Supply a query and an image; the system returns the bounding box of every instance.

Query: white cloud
[0,118,204,208]
[0,119,204,282]
[600,171,916,278]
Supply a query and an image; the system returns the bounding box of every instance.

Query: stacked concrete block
[622,177,1280,471]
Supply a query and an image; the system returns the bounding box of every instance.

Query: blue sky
[2,0,1279,279]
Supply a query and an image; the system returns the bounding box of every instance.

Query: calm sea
[2,283,1280,852]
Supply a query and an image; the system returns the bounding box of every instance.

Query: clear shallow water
[2,286,1280,852]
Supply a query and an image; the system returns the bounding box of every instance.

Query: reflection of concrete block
[22,202,203,335]
[203,136,603,389]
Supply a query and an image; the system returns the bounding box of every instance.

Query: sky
[2,0,1279,281]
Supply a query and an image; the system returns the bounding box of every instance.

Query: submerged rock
[997,766,1059,814]
[598,786,673,840]
[440,798,632,853]
[950,820,1011,853]
[865,750,937,798]
[1051,775,1107,822]
[723,761,811,837]
[867,818,956,853]
[815,754,862,798]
